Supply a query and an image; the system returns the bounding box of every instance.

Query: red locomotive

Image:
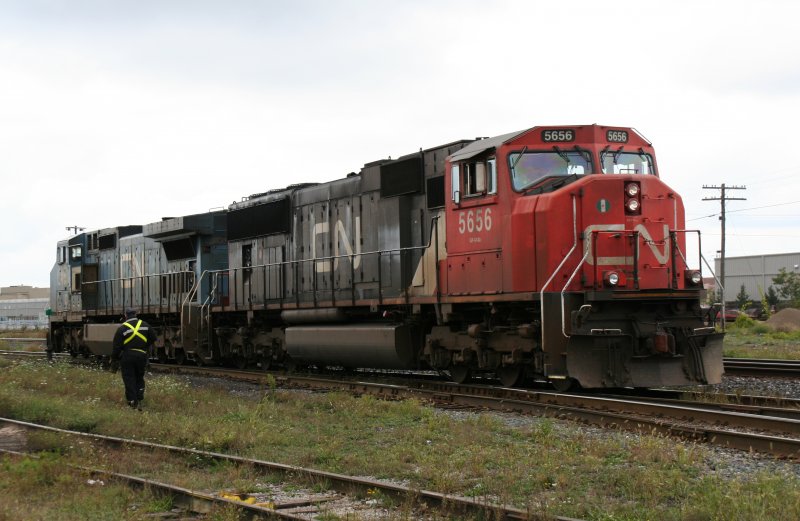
[49,123,723,390]
[435,124,722,388]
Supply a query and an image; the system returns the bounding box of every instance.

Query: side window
[450,164,460,203]
[242,244,253,267]
[464,162,486,195]
[487,158,497,194]
[57,246,66,264]
[462,158,497,198]
[242,243,253,283]
[70,245,82,261]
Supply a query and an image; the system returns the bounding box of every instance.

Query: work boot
[128,400,137,408]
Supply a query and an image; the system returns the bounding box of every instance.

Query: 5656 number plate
[542,129,575,142]
[606,130,628,142]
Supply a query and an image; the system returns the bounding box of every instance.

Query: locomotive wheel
[235,355,247,370]
[550,377,577,392]
[157,349,168,364]
[260,354,271,371]
[448,366,471,384]
[497,365,523,387]
[174,349,187,366]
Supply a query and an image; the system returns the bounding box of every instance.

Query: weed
[143,494,174,513]
[3,359,800,520]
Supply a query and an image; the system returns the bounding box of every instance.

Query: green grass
[723,322,800,359]
[1,358,800,520]
[0,451,170,521]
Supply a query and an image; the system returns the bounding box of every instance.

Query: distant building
[0,286,49,330]
[715,252,800,304]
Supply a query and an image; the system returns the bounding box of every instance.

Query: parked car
[723,308,745,322]
[744,307,767,320]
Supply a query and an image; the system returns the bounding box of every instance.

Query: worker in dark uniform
[112,308,156,410]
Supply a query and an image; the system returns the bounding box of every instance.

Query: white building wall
[714,252,800,303]
[0,286,50,329]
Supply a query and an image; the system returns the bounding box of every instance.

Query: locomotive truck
[48,124,723,389]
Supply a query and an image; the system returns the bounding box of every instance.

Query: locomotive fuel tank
[82,323,120,357]
[285,323,416,369]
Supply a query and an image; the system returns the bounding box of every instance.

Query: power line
[687,200,800,221]
[702,184,746,301]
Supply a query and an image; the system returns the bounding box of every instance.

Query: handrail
[82,271,194,316]
[198,271,219,359]
[539,195,578,352]
[561,250,590,337]
[211,215,444,308]
[180,270,207,350]
[701,254,725,332]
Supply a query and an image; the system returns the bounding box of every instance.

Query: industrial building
[0,286,49,330]
[714,252,800,304]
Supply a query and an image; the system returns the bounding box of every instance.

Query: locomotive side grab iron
[48,124,724,389]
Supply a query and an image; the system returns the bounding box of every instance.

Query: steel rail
[7,354,800,458]
[723,357,800,377]
[591,391,800,421]
[152,365,800,458]
[153,364,800,436]
[597,387,800,410]
[0,447,307,520]
[0,417,551,521]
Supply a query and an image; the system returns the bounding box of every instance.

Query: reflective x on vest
[123,320,147,345]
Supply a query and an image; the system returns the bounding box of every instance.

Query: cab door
[446,156,503,295]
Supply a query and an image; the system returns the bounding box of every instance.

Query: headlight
[625,183,640,197]
[606,272,619,286]
[626,199,640,212]
[686,270,702,286]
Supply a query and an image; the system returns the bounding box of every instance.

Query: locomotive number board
[541,129,575,142]
[606,130,628,143]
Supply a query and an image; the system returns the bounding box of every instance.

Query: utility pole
[702,184,746,304]
[65,225,85,235]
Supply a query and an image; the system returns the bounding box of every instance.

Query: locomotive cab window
[450,164,460,203]
[509,149,592,191]
[600,147,655,175]
[464,161,485,196]
[455,157,498,200]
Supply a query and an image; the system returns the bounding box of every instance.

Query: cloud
[2,1,800,287]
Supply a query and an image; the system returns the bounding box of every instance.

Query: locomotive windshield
[600,147,655,175]
[509,149,592,191]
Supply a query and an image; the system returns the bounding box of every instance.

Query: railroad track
[723,357,800,377]
[5,351,800,457]
[151,364,800,459]
[6,349,800,379]
[0,337,47,350]
[0,417,553,521]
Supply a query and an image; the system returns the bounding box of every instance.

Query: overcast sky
[2,0,799,289]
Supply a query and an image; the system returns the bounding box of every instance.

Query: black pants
[120,350,148,403]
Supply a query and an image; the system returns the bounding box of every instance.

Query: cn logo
[583,224,670,265]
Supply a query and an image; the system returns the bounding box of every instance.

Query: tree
[766,286,780,307]
[735,284,751,310]
[772,268,800,306]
